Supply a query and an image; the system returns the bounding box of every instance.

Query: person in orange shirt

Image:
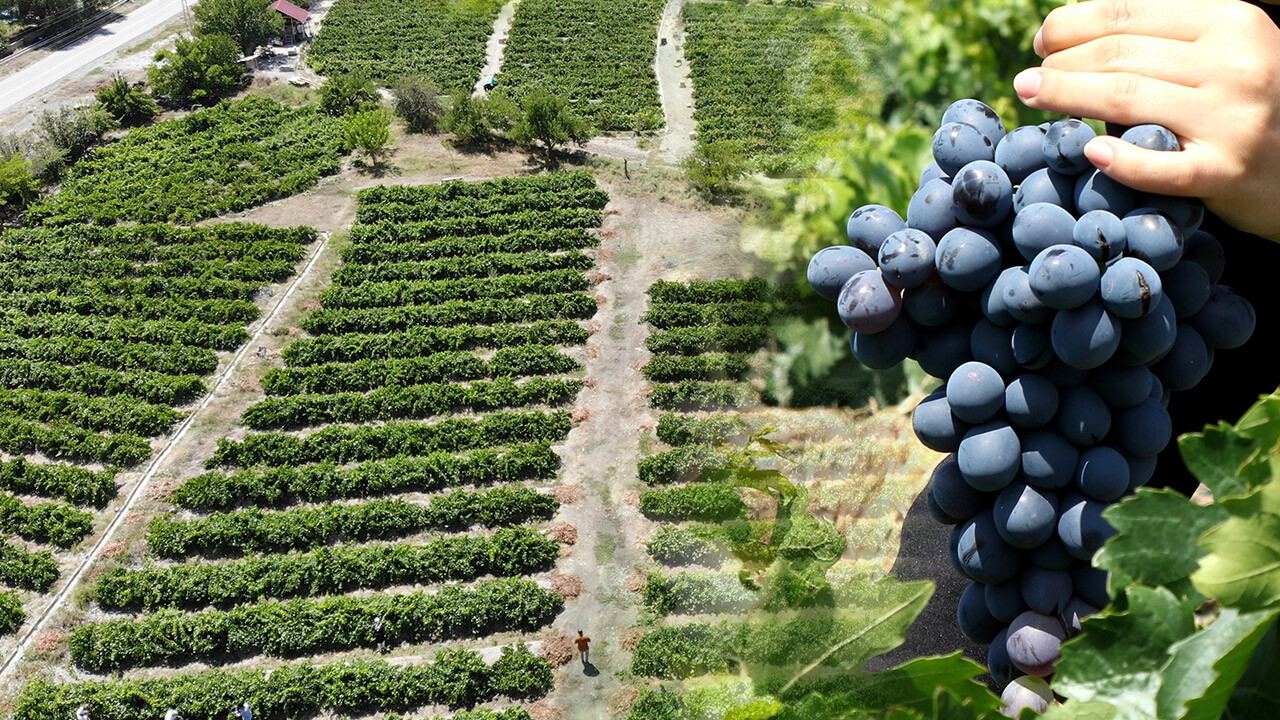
[575,629,591,667]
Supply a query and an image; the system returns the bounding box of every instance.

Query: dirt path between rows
[653,0,697,165]
[474,0,518,97]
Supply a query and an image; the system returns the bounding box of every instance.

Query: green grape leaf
[1157,607,1280,720]
[1041,700,1121,720]
[1053,586,1198,719]
[1192,476,1280,610]
[1179,422,1269,501]
[725,698,784,720]
[1095,488,1226,594]
[778,654,1001,720]
[1235,394,1280,454]
[1223,620,1280,719]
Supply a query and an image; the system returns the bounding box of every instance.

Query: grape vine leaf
[1178,421,1271,500]
[1157,606,1280,720]
[1191,470,1280,610]
[777,654,1001,719]
[1094,488,1226,599]
[1223,620,1280,719]
[1051,585,1198,719]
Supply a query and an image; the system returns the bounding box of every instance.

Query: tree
[509,91,592,163]
[391,76,443,134]
[318,72,380,117]
[683,139,749,197]
[35,103,117,162]
[95,74,160,126]
[343,108,391,166]
[192,0,282,54]
[0,153,39,212]
[149,34,243,107]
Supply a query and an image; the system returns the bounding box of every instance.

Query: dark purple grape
[1014,168,1076,215]
[1013,202,1076,262]
[837,270,902,334]
[903,275,959,327]
[1073,209,1127,264]
[1005,374,1058,428]
[908,178,960,242]
[1189,285,1255,349]
[1052,299,1121,369]
[1087,364,1152,409]
[913,389,970,453]
[807,245,877,301]
[987,576,1030,623]
[1123,210,1184,271]
[880,228,938,289]
[1120,124,1180,151]
[942,98,1007,146]
[1182,230,1225,283]
[952,509,1024,584]
[958,421,1023,492]
[933,122,996,176]
[1029,244,1100,310]
[1117,294,1177,365]
[995,125,1048,185]
[1044,119,1097,174]
[1011,322,1054,369]
[1058,493,1117,561]
[971,320,1018,378]
[1069,563,1111,608]
[1056,385,1112,445]
[1100,257,1162,319]
[1021,566,1073,615]
[958,581,1005,643]
[951,160,1014,227]
[850,316,918,370]
[936,227,1004,291]
[1002,266,1053,324]
[1112,398,1173,457]
[846,204,908,256]
[995,481,1061,548]
[1074,169,1135,216]
[1075,446,1129,501]
[1007,611,1066,677]
[1019,429,1079,491]
[916,321,976,379]
[1151,323,1211,392]
[930,454,990,520]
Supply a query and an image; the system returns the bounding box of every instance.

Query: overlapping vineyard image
[0,0,1276,718]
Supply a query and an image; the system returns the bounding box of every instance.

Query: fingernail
[1014,69,1042,100]
[1034,28,1044,57]
[1085,138,1114,169]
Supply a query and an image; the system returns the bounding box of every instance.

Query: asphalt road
[0,0,187,115]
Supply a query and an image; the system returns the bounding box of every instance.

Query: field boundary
[0,231,335,683]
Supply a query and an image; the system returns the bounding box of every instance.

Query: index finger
[1037,0,1206,57]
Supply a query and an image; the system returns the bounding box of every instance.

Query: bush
[682,139,748,197]
[444,91,510,146]
[344,108,392,165]
[642,572,759,616]
[490,644,555,698]
[35,104,117,162]
[648,381,756,411]
[0,591,22,636]
[639,483,747,522]
[392,76,445,133]
[0,153,38,211]
[149,34,243,106]
[95,73,160,125]
[319,72,381,117]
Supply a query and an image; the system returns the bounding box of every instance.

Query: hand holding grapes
[1013,0,1280,241]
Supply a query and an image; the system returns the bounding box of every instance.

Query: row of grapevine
[308,0,504,88]
[680,2,884,170]
[497,0,666,131]
[24,174,608,712]
[0,218,319,644]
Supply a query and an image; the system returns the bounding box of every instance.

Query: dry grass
[539,636,576,667]
[551,574,585,600]
[553,485,582,505]
[548,522,578,545]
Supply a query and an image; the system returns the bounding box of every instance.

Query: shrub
[344,108,392,165]
[444,91,510,146]
[0,591,22,636]
[642,572,759,616]
[95,73,160,125]
[639,483,747,522]
[319,72,381,117]
[0,153,38,211]
[683,139,749,197]
[490,644,555,698]
[149,34,243,106]
[35,104,117,162]
[392,76,445,133]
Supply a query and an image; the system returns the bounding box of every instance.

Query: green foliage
[643,301,773,330]
[14,648,551,718]
[174,444,558,510]
[97,528,558,610]
[646,326,772,356]
[300,292,596,335]
[0,153,39,211]
[356,171,604,214]
[71,579,561,672]
[0,589,23,636]
[0,494,93,548]
[148,33,244,107]
[148,487,557,558]
[656,412,745,447]
[1044,389,1280,720]
[284,321,589,367]
[342,227,598,262]
[680,2,885,170]
[640,483,748,522]
[509,91,593,161]
[393,76,446,133]
[490,644,555,698]
[443,91,510,146]
[644,572,760,616]
[191,0,282,53]
[309,0,503,89]
[639,445,729,485]
[644,353,752,383]
[498,0,664,131]
[648,278,771,304]
[683,139,749,197]
[27,97,346,225]
[344,107,393,165]
[649,381,757,411]
[0,536,59,591]
[0,458,116,508]
[319,72,382,117]
[95,74,160,126]
[34,104,117,163]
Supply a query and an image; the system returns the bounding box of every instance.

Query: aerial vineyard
[0,222,315,643]
[16,173,608,717]
[25,97,348,226]
[681,2,882,166]
[498,0,666,131]
[308,0,504,88]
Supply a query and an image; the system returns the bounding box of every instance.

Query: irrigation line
[0,231,333,683]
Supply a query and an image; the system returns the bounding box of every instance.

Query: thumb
[1083,136,1221,198]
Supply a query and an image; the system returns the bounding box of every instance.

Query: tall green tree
[149,34,243,106]
[95,74,160,126]
[509,91,591,163]
[192,0,282,54]
[391,76,444,134]
[317,72,380,117]
[343,108,392,167]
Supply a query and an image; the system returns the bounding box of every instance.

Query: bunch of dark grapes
[807,99,1256,714]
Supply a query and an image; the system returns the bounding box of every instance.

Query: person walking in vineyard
[575,629,591,667]
[74,706,90,720]
[373,614,387,654]
[163,711,182,720]
[234,703,253,720]
[1016,0,1280,492]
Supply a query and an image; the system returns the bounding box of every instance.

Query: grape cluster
[807,99,1256,702]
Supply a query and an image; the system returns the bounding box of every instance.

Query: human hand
[1013,0,1280,241]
